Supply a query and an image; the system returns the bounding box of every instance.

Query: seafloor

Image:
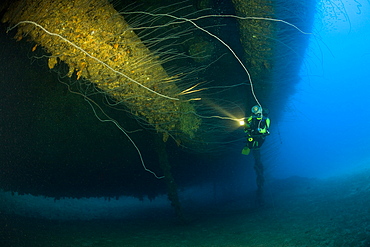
[1,168,370,247]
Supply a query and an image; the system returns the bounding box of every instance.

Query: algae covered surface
[2,0,200,140]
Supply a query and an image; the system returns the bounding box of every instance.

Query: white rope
[7,21,180,101]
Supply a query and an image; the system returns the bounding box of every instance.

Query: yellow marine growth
[232,0,276,79]
[2,0,200,140]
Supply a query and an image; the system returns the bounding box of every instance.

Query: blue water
[1,0,370,246]
[272,0,370,179]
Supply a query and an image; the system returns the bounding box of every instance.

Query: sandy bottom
[1,169,370,247]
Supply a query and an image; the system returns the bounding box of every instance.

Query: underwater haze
[273,0,370,179]
[1,0,370,246]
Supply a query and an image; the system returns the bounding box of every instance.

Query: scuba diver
[242,105,270,155]
[241,105,270,206]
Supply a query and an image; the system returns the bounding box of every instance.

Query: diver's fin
[242,147,250,155]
